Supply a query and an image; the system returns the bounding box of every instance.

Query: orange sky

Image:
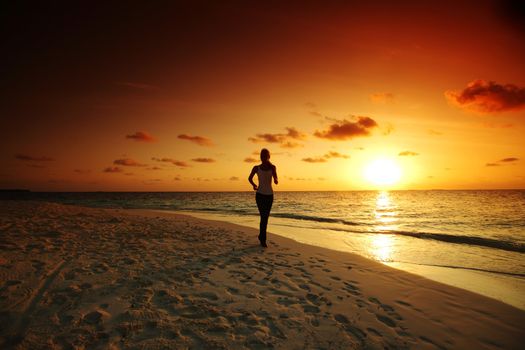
[1,1,524,191]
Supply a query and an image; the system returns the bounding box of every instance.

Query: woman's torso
[256,164,273,195]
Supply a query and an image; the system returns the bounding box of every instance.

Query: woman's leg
[256,193,273,244]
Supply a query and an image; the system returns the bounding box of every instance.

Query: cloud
[314,116,378,140]
[113,158,146,167]
[146,166,163,170]
[126,131,156,142]
[302,151,350,163]
[324,151,349,159]
[427,129,443,136]
[191,158,215,163]
[103,166,123,173]
[244,157,258,163]
[230,176,239,181]
[305,102,323,118]
[74,169,91,174]
[500,157,519,162]
[302,157,327,163]
[178,134,213,146]
[445,80,525,113]
[486,157,519,167]
[151,157,190,167]
[399,151,419,156]
[248,127,306,148]
[173,176,182,181]
[369,92,395,104]
[15,154,54,161]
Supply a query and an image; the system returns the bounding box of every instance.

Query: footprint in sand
[333,314,367,341]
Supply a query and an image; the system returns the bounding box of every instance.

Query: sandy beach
[0,201,523,349]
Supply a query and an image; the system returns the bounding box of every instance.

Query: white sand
[0,201,523,349]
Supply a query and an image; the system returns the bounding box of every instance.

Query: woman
[248,148,278,247]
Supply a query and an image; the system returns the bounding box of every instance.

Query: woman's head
[260,148,270,162]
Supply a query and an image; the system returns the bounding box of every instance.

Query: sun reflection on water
[370,191,398,262]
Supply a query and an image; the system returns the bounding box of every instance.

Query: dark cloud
[486,157,519,167]
[302,157,327,163]
[445,80,525,113]
[244,157,258,163]
[113,158,146,167]
[151,157,190,167]
[126,131,156,142]
[103,166,123,173]
[229,176,239,181]
[191,158,215,163]
[399,151,419,156]
[500,157,519,162]
[15,154,54,161]
[146,166,163,170]
[178,134,213,146]
[248,127,306,148]
[314,116,378,140]
[173,176,182,181]
[369,92,394,104]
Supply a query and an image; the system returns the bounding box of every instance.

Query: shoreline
[1,201,524,349]
[151,209,525,311]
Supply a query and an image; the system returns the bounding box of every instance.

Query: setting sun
[363,159,402,186]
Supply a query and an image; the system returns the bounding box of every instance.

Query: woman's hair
[260,148,270,162]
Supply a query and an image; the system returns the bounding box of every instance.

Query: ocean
[5,190,525,309]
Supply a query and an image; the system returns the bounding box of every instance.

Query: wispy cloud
[399,151,419,156]
[324,151,349,159]
[191,158,215,163]
[445,80,525,113]
[126,131,156,142]
[244,157,258,163]
[230,176,239,181]
[485,157,519,167]
[500,157,519,162]
[314,116,378,140]
[151,157,190,167]
[15,154,54,162]
[427,129,443,136]
[302,151,350,163]
[302,157,327,163]
[103,166,123,173]
[178,134,213,146]
[369,92,395,104]
[113,158,147,167]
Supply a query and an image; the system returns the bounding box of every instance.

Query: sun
[363,159,402,186]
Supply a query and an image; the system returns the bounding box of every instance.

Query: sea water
[10,190,525,309]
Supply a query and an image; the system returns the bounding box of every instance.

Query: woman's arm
[248,166,258,191]
[272,165,278,185]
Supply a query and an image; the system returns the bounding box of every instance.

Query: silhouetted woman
[248,148,278,247]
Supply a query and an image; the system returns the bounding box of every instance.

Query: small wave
[394,261,525,278]
[385,230,525,253]
[272,213,360,226]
